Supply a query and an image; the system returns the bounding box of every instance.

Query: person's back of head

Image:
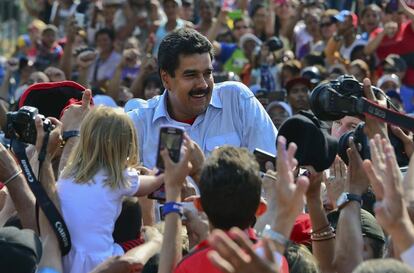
[62,106,139,189]
[353,258,414,273]
[0,227,43,273]
[199,146,261,230]
[158,28,214,77]
[285,242,320,273]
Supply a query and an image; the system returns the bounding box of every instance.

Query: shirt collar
[152,88,223,122]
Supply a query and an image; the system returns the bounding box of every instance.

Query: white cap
[377,73,400,90]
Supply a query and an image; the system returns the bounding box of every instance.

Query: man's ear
[160,70,170,90]
[193,197,204,212]
[255,198,267,217]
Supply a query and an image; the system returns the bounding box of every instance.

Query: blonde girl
[57,106,163,273]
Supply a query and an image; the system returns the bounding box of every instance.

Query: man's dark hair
[199,146,261,230]
[95,28,115,42]
[158,28,214,77]
[113,197,142,243]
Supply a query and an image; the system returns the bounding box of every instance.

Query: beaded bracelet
[311,226,335,239]
[311,233,336,241]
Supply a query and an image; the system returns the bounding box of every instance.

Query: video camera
[5,106,54,145]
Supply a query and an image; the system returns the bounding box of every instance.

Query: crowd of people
[1,0,414,272]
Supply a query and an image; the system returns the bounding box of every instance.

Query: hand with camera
[390,125,414,158]
[362,78,388,140]
[363,134,414,254]
[34,115,62,160]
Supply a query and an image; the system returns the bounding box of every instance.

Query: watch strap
[338,193,362,210]
[62,130,80,141]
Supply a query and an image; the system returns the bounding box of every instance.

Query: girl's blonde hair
[61,106,139,189]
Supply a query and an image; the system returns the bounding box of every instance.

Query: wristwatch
[336,192,362,210]
[61,130,80,147]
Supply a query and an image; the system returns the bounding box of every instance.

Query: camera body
[310,75,382,121]
[338,122,409,167]
[5,106,53,145]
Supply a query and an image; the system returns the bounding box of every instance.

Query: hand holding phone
[254,148,276,173]
[149,126,185,200]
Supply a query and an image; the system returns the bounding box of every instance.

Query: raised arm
[35,116,64,272]
[59,18,78,80]
[158,134,193,273]
[363,135,414,262]
[306,172,336,273]
[59,89,92,175]
[333,140,369,273]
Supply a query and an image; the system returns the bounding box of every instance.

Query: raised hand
[60,89,92,132]
[208,228,279,273]
[268,136,309,238]
[160,134,193,201]
[363,135,407,234]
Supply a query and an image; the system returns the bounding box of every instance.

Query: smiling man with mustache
[128,28,277,169]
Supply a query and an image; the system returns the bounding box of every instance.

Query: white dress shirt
[128,81,278,168]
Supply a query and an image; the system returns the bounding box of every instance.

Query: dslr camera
[310,75,383,121]
[5,106,54,145]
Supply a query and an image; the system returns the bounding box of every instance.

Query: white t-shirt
[339,35,367,61]
[58,168,140,273]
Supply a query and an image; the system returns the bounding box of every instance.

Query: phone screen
[155,126,184,171]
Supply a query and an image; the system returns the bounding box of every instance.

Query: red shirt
[370,21,414,86]
[173,229,289,273]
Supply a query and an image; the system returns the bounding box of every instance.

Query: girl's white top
[57,168,140,273]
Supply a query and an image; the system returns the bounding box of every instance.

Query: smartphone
[253,148,276,173]
[228,9,243,20]
[155,126,185,171]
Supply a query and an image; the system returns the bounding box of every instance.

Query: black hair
[199,146,261,230]
[113,197,142,243]
[250,3,265,18]
[158,28,214,77]
[143,72,163,90]
[366,237,385,259]
[95,27,115,42]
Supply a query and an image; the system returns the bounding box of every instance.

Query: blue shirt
[128,81,278,168]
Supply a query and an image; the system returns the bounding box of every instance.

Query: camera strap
[361,98,414,132]
[11,140,72,256]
